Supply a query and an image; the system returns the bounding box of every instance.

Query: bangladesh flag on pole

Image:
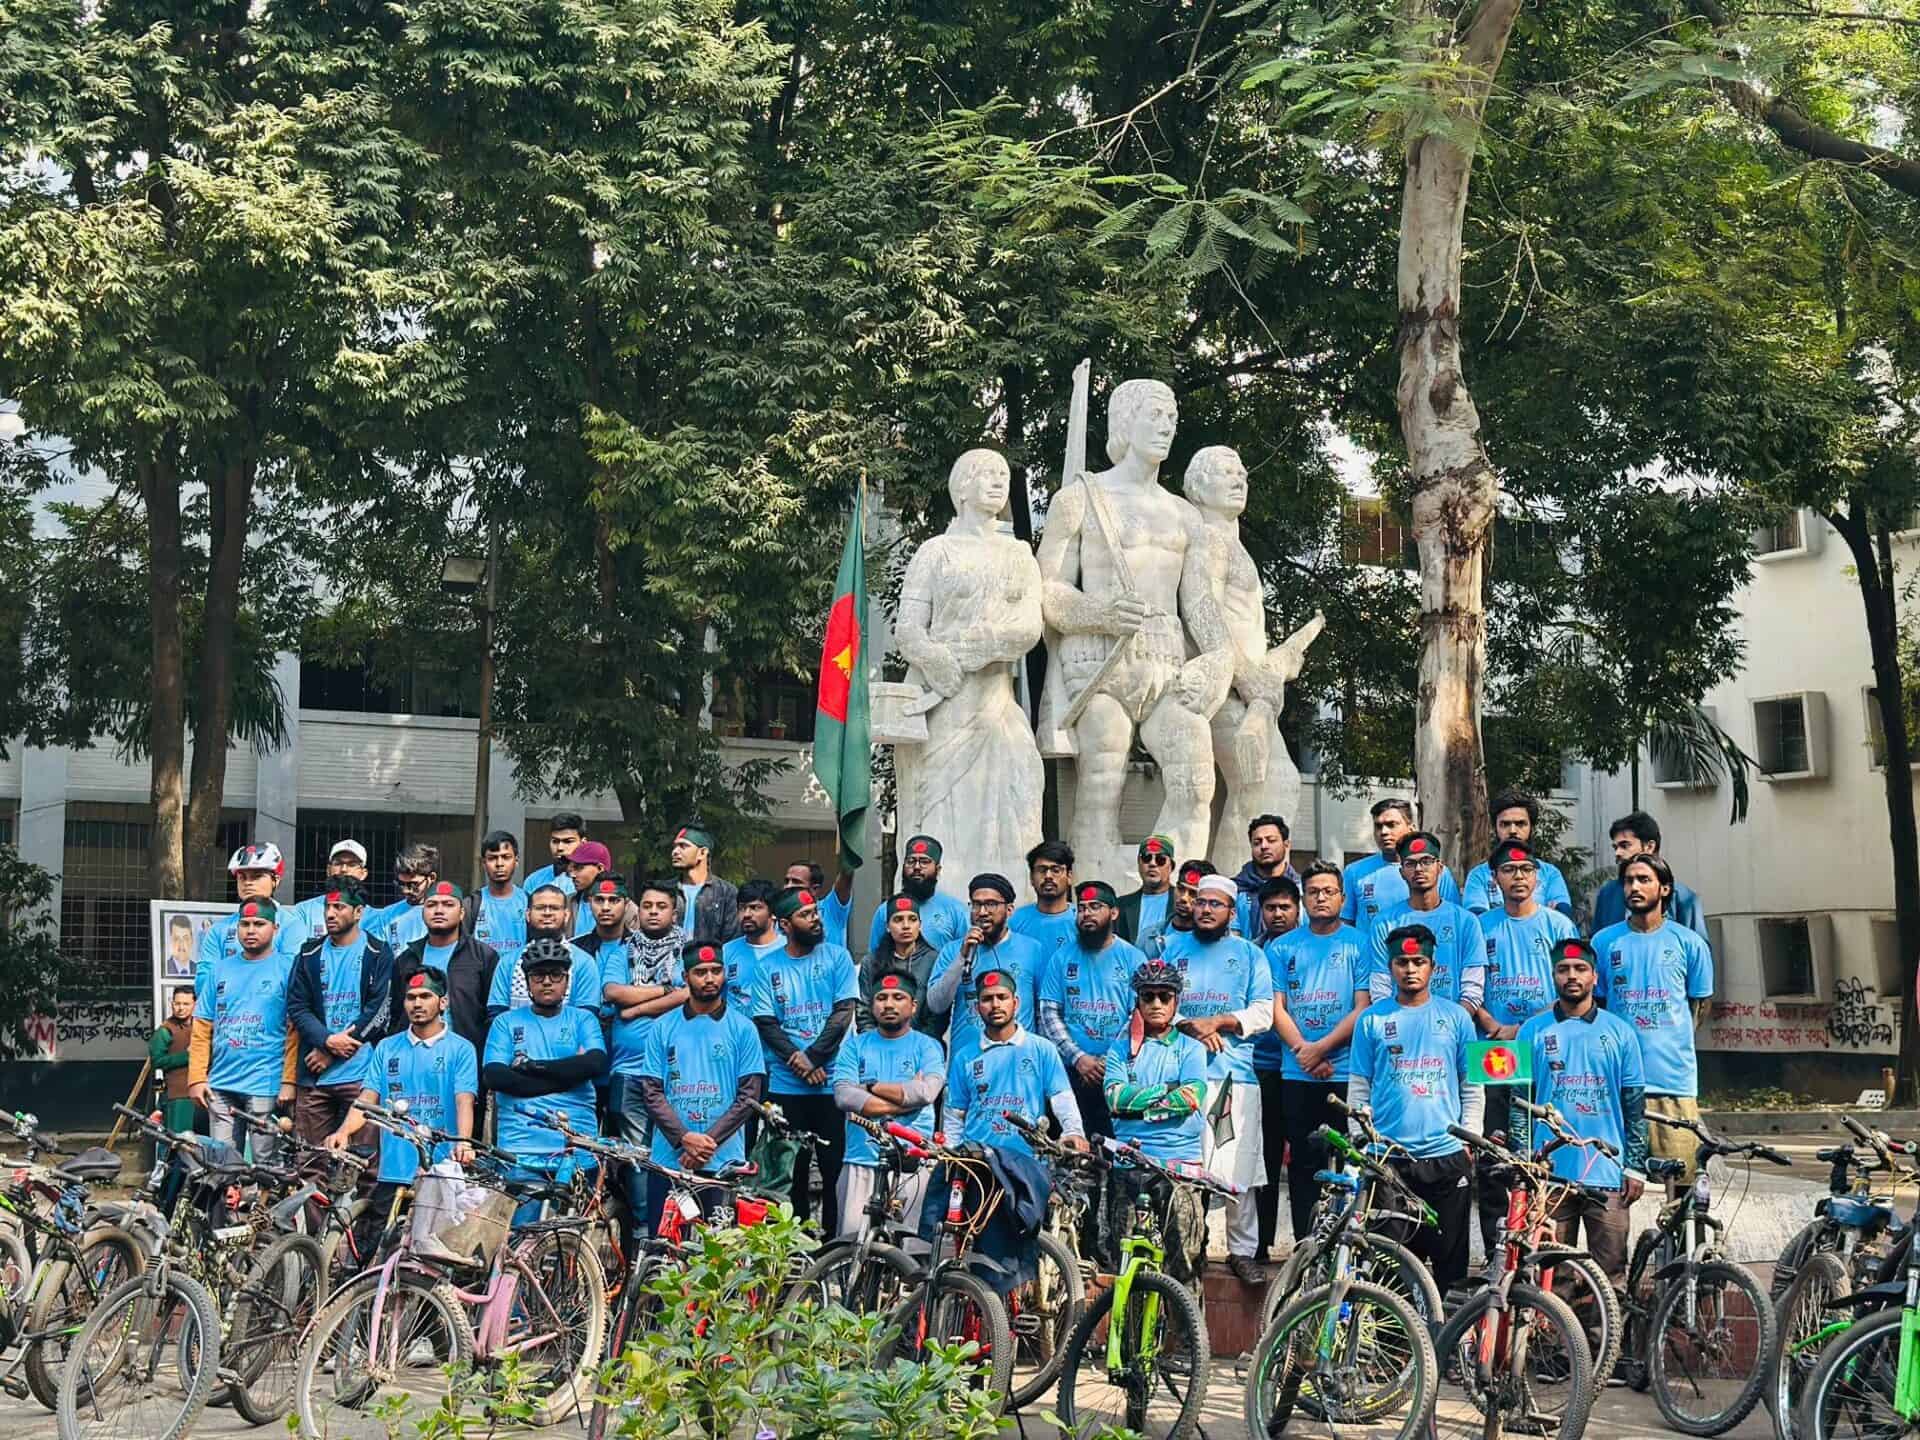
[813,486,870,868]
[1466,1040,1533,1086]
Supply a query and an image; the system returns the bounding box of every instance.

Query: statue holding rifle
[1036,366,1234,880]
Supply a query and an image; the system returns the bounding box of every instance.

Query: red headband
[979,971,1004,989]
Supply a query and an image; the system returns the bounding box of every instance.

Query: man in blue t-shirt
[1592,811,1711,939]
[1519,937,1649,1288]
[195,842,305,1010]
[1010,840,1078,957]
[286,838,372,946]
[482,941,606,1176]
[866,834,971,955]
[1340,799,1461,930]
[831,966,945,1238]
[1161,873,1275,1283]
[926,874,1046,1061]
[1461,790,1575,918]
[1365,832,1486,1008]
[1593,851,1714,1180]
[487,882,601,1016]
[190,898,299,1164]
[784,862,853,952]
[752,886,859,1235]
[1347,923,1483,1292]
[1263,860,1371,1246]
[470,830,530,972]
[946,968,1086,1158]
[326,966,479,1259]
[522,812,585,896]
[1037,880,1146,1140]
[640,945,767,1228]
[723,879,784,1009]
[287,882,393,1151]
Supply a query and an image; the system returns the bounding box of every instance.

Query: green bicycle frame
[1104,1202,1167,1372]
[1895,1265,1920,1419]
[1310,1130,1437,1360]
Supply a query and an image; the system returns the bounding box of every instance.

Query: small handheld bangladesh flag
[1466,1040,1532,1086]
[813,485,870,869]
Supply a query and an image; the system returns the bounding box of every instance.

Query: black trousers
[1259,1073,1348,1250]
[777,1091,847,1238]
[1387,1149,1475,1294]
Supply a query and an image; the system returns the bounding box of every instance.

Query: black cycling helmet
[1130,958,1184,996]
[520,937,574,974]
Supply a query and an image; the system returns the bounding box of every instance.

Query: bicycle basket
[409,1165,515,1268]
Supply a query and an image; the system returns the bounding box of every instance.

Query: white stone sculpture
[1184,445,1326,861]
[1036,375,1234,879]
[888,449,1046,892]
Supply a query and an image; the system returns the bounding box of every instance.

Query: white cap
[1195,874,1238,899]
[328,839,369,865]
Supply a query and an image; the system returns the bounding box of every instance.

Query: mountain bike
[784,1112,925,1318]
[1053,1132,1237,1440]
[1621,1110,1787,1436]
[0,1110,146,1411]
[1243,1101,1439,1440]
[997,1111,1091,1410]
[1773,1114,1913,1303]
[1432,1110,1598,1440]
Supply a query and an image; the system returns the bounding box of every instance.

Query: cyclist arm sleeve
[638,1076,688,1149]
[1048,1084,1086,1140]
[1037,1001,1084,1067]
[899,1070,944,1108]
[834,1080,875,1113]
[1460,1080,1485,1135]
[1346,1071,1371,1126]
[804,999,856,1067]
[755,1015,800,1062]
[1621,1084,1649,1178]
[706,1073,764,1148]
[482,1062,551,1097]
[537,1051,605,1086]
[926,956,964,1016]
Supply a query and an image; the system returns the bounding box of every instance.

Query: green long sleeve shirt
[149,1026,189,1071]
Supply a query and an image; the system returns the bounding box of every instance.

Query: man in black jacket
[391,882,499,1057]
[1115,835,1176,947]
[670,824,740,948]
[287,882,394,1148]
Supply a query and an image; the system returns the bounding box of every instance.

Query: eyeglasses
[1190,896,1232,911]
[969,898,1010,911]
[1402,856,1442,871]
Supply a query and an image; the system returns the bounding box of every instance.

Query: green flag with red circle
[1466,1040,1532,1086]
[813,487,869,868]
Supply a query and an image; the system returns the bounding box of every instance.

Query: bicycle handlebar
[1647,1112,1793,1167]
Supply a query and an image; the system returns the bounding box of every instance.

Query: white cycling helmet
[227,841,286,878]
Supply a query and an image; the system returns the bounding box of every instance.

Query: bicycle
[785,1111,926,1315]
[1619,1109,1788,1435]
[1769,1114,1915,1439]
[1432,1108,1599,1440]
[0,1110,146,1411]
[1053,1132,1237,1440]
[994,1111,1090,1410]
[1242,1101,1439,1440]
[293,1097,606,1437]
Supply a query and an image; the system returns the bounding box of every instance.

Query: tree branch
[1722,77,1920,198]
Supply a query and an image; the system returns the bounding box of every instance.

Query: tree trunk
[1830,501,1920,1101]
[1395,0,1521,873]
[185,458,253,899]
[141,449,187,901]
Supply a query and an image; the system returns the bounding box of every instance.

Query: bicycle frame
[1104,1190,1167,1373]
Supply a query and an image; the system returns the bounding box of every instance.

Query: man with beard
[523,812,585,895]
[1162,872,1275,1282]
[1038,880,1145,1139]
[287,839,371,945]
[484,881,600,1017]
[1519,939,1648,1291]
[1347,925,1481,1293]
[670,824,740,948]
[484,941,607,1186]
[926,874,1045,1061]
[786,861,854,951]
[752,887,859,1234]
[366,845,441,949]
[1462,790,1574,918]
[466,831,529,971]
[1341,800,1460,929]
[391,882,501,1055]
[857,894,944,1039]
[1116,835,1176,948]
[722,879,784,1010]
[866,835,970,954]
[1233,814,1300,940]
[595,875,690,1238]
[189,899,298,1163]
[641,944,766,1228]
[1365,832,1486,1010]
[1142,858,1215,960]
[1593,853,1713,1180]
[1010,840,1077,957]
[832,968,945,1237]
[288,882,394,1147]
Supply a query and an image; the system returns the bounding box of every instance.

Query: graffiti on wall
[23,1000,152,1061]
[1700,979,1899,1054]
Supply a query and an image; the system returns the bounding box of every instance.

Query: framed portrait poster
[150,900,237,1028]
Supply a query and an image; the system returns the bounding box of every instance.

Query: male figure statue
[1037,378,1233,873]
[1183,445,1325,861]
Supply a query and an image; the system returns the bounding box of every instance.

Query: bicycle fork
[1894,1264,1920,1419]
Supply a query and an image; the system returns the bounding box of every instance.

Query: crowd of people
[158,791,1713,1301]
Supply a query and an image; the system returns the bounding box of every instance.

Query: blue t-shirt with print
[752,943,859,1096]
[868,891,970,956]
[1009,904,1077,959]
[1349,996,1475,1159]
[832,1027,946,1166]
[284,894,331,947]
[1262,924,1366,1081]
[366,1028,479,1184]
[1159,928,1275,1083]
[193,909,304,1010]
[484,1006,604,1158]
[1592,920,1713,1098]
[1517,1006,1646,1190]
[486,939,603,1014]
[641,1004,766,1172]
[1104,1029,1209,1163]
[1367,901,1487,1007]
[302,935,376,1088]
[720,934,783,1010]
[600,940,685,1077]
[947,1030,1071,1159]
[196,948,299,1097]
[1463,859,1574,917]
[367,901,428,950]
[1481,907,1580,1029]
[473,887,529,973]
[928,931,1044,1062]
[1341,854,1462,929]
[1041,936,1146,1061]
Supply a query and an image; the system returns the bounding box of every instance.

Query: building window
[1651,706,1721,789]
[1757,916,1816,999]
[1752,692,1828,780]
[299,640,480,719]
[1753,508,1823,562]
[1341,497,1415,570]
[1863,687,1920,770]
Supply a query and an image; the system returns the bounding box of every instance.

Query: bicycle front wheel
[786,1238,920,1315]
[1245,1279,1436,1440]
[228,1233,327,1426]
[294,1270,475,1440]
[1432,1281,1593,1440]
[1533,1244,1623,1390]
[1649,1259,1776,1436]
[590,1256,667,1440]
[882,1269,1014,1407]
[1060,1270,1208,1439]
[1796,1305,1905,1440]
[56,1269,220,1440]
[497,1229,607,1426]
[1009,1229,1084,1410]
[23,1224,146,1411]
[1771,1249,1850,1440]
[1263,1232,1444,1334]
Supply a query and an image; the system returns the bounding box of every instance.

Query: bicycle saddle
[1646,1157,1687,1180]
[713,1160,758,1182]
[52,1147,124,1184]
[499,1175,570,1203]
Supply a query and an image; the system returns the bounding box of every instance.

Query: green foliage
[0,845,83,1062]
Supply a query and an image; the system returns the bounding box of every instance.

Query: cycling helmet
[520,937,575,973]
[1130,958,1184,996]
[227,841,285,878]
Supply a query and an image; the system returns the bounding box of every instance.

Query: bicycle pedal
[1009,1314,1042,1337]
[0,1376,27,1400]
[216,1367,244,1387]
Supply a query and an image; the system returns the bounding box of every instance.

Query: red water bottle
[947,1178,965,1224]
